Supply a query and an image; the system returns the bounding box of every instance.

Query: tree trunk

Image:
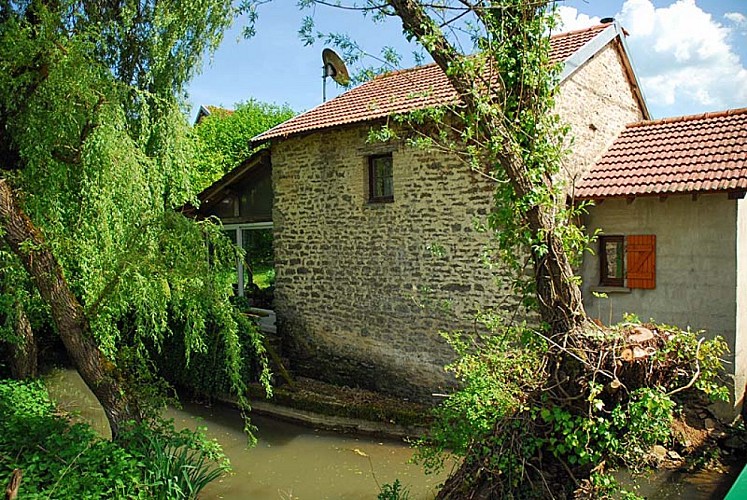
[387,0,586,334]
[8,302,37,379]
[4,469,21,500]
[0,179,135,437]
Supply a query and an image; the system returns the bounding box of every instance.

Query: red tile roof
[205,105,234,116]
[576,108,747,198]
[253,23,613,143]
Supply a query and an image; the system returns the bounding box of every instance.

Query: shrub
[0,379,228,499]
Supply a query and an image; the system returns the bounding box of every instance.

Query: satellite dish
[322,48,350,101]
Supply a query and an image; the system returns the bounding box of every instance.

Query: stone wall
[581,195,741,409]
[271,39,645,401]
[555,42,645,187]
[272,126,505,400]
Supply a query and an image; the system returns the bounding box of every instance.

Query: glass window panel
[370,155,393,200]
[241,228,274,289]
[600,236,624,286]
[604,241,624,279]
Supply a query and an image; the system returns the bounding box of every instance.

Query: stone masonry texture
[271,42,645,401]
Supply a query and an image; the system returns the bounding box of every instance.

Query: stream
[43,368,743,499]
[43,368,450,499]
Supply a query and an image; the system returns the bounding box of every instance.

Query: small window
[599,234,656,289]
[368,154,393,202]
[599,235,625,287]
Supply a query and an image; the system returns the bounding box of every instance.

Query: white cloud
[555,6,599,32]
[559,0,747,117]
[725,12,747,35]
[725,12,746,26]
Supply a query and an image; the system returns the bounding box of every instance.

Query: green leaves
[0,379,228,499]
[0,0,268,428]
[192,100,294,190]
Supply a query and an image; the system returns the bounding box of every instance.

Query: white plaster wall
[735,198,747,408]
[582,195,740,403]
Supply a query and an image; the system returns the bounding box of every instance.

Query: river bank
[44,368,452,499]
[42,367,746,499]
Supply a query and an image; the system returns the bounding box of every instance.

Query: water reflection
[43,368,739,499]
[43,368,450,499]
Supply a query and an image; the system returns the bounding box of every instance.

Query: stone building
[196,21,649,401]
[577,108,747,415]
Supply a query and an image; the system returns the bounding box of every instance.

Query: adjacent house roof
[253,21,646,144]
[195,105,234,125]
[576,108,747,199]
[181,149,270,216]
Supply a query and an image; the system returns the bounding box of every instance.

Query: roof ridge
[253,21,621,143]
[627,107,747,128]
[368,23,612,82]
[371,63,439,80]
[550,21,612,39]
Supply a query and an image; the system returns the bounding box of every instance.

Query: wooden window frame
[368,154,394,203]
[599,235,625,287]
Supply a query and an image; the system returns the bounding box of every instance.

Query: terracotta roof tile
[206,105,234,115]
[253,23,612,143]
[576,108,747,198]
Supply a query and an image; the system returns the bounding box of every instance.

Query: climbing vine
[283,0,733,497]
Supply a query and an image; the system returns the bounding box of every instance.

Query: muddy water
[41,369,743,499]
[43,368,451,499]
[615,467,739,499]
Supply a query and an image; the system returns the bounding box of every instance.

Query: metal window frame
[223,222,273,296]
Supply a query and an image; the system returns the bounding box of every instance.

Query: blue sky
[186,0,747,120]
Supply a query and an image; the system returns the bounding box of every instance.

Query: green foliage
[117,419,230,499]
[0,379,227,499]
[654,324,730,401]
[414,321,545,473]
[158,311,271,417]
[0,0,268,422]
[377,479,411,500]
[540,388,674,469]
[192,100,295,190]
[417,319,728,496]
[0,247,49,347]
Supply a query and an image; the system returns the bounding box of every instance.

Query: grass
[252,264,275,289]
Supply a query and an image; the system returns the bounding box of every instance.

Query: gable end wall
[555,42,644,185]
[271,41,644,400]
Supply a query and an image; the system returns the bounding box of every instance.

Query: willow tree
[0,0,264,437]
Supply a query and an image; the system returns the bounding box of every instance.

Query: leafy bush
[0,379,227,499]
[377,479,411,500]
[117,419,229,500]
[414,320,545,474]
[417,319,729,497]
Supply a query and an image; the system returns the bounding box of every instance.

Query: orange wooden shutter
[626,235,656,289]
